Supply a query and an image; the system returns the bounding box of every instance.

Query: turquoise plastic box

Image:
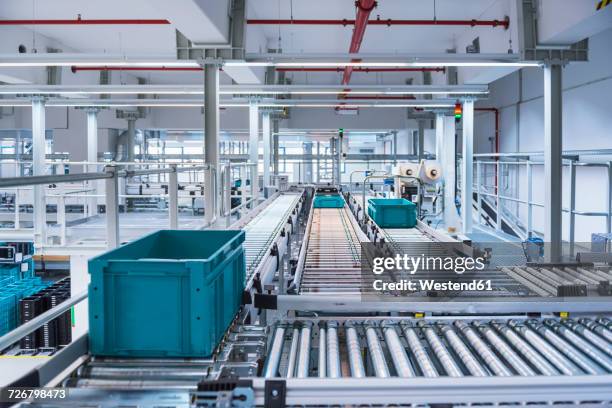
[368,198,417,228]
[88,230,246,358]
[313,194,345,208]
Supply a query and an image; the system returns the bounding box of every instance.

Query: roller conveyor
[241,193,302,284]
[298,206,366,294]
[263,317,612,379]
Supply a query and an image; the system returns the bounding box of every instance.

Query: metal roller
[365,326,390,378]
[438,324,488,377]
[345,322,366,378]
[528,321,606,375]
[561,320,612,358]
[493,322,559,376]
[263,325,286,378]
[285,327,300,378]
[63,378,197,390]
[454,321,511,377]
[318,326,326,378]
[296,322,312,378]
[578,318,612,342]
[400,324,438,377]
[77,366,207,380]
[382,322,415,377]
[476,323,536,376]
[550,321,612,371]
[326,321,342,378]
[420,324,464,377]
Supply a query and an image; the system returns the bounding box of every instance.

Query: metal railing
[469,154,612,255]
[0,164,216,249]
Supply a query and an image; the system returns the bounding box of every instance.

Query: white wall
[473,27,612,242]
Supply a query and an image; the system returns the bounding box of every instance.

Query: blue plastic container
[368,198,417,228]
[313,194,345,208]
[88,229,246,358]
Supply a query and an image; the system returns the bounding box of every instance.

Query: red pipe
[247,17,509,29]
[342,0,377,86]
[341,95,416,100]
[0,18,170,25]
[276,67,445,73]
[71,66,202,73]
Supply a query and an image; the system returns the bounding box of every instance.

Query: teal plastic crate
[313,194,345,208]
[88,229,246,358]
[367,198,417,228]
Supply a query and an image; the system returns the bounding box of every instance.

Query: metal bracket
[264,380,286,408]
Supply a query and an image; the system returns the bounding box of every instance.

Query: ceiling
[0,0,513,86]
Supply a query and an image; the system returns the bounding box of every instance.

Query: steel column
[303,142,313,184]
[168,165,178,229]
[31,97,46,247]
[527,161,533,237]
[496,161,502,231]
[249,102,259,198]
[461,100,474,234]
[273,119,279,178]
[86,108,99,217]
[435,114,444,162]
[262,112,271,187]
[126,118,136,164]
[544,64,563,262]
[104,166,119,249]
[569,159,576,258]
[442,116,458,229]
[204,63,220,224]
[418,120,425,161]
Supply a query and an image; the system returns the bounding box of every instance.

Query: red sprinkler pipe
[71,66,202,73]
[276,67,445,73]
[247,17,509,29]
[0,18,170,25]
[341,95,416,100]
[342,0,377,86]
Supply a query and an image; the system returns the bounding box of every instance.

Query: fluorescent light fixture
[226,61,541,68]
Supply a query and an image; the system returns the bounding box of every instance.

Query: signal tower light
[454,102,462,121]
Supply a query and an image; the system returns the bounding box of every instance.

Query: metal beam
[31,97,46,247]
[461,100,474,234]
[86,108,99,217]
[0,84,490,95]
[262,112,271,187]
[204,63,220,223]
[104,166,119,249]
[544,64,563,262]
[442,116,459,229]
[249,102,259,198]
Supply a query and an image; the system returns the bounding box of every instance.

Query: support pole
[418,120,425,161]
[168,165,178,229]
[435,114,444,163]
[303,142,313,184]
[126,118,136,164]
[262,111,271,188]
[104,166,119,249]
[461,100,474,234]
[543,64,563,262]
[442,116,458,230]
[86,108,99,217]
[273,119,279,179]
[204,62,220,224]
[249,101,260,198]
[31,97,46,247]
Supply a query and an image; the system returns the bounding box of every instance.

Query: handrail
[0,172,113,188]
[0,165,213,189]
[0,290,87,351]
